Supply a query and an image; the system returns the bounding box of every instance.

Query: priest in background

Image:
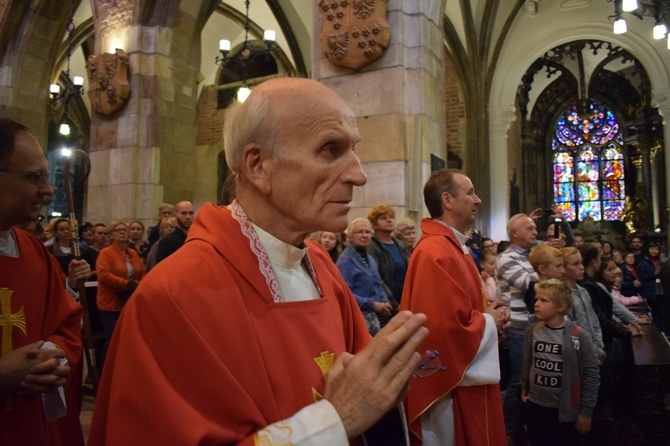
[401,168,509,445]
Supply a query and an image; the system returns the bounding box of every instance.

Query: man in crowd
[82,223,108,278]
[155,200,194,263]
[496,213,539,444]
[89,78,428,445]
[629,236,644,264]
[147,203,174,247]
[401,168,508,445]
[0,118,85,445]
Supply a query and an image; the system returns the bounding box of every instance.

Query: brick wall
[196,85,226,145]
[97,0,134,38]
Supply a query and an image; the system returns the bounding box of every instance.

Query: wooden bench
[631,322,670,445]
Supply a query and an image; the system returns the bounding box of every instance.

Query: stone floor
[80,397,94,442]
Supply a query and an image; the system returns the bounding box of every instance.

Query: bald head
[221,77,366,246]
[223,78,356,174]
[174,201,194,231]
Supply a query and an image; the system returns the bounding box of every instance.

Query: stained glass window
[552,101,625,221]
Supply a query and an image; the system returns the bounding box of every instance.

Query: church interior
[2,0,670,443]
[0,0,667,244]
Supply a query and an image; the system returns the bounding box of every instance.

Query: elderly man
[89,78,428,445]
[0,118,85,445]
[400,168,508,445]
[496,213,540,444]
[147,203,174,247]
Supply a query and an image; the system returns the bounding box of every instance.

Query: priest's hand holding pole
[323,311,428,439]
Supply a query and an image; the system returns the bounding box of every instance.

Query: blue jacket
[336,244,389,311]
[621,258,656,301]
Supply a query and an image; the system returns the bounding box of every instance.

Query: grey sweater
[523,320,600,422]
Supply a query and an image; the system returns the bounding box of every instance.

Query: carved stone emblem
[86,49,130,116]
[319,0,391,71]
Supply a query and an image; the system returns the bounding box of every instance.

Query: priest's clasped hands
[323,310,428,439]
[0,340,70,394]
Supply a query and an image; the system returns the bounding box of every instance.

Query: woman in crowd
[315,231,342,263]
[336,218,393,335]
[621,251,656,304]
[145,216,177,271]
[393,218,418,255]
[366,204,409,309]
[47,217,74,275]
[128,220,150,261]
[601,241,614,262]
[644,242,665,332]
[612,249,624,265]
[96,220,146,371]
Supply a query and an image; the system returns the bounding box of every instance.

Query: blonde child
[522,279,600,445]
[481,251,502,303]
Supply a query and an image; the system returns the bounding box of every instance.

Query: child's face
[600,261,618,285]
[613,273,623,287]
[563,253,584,281]
[534,288,564,322]
[482,255,496,276]
[541,257,565,280]
[648,246,659,258]
[624,253,636,265]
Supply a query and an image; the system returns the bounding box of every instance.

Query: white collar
[251,223,308,269]
[433,219,470,254]
[0,229,18,258]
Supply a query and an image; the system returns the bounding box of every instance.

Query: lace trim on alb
[229,200,282,303]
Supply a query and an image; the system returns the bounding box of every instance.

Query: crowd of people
[1,77,667,446]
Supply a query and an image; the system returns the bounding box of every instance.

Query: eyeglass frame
[0,169,51,187]
[414,349,446,378]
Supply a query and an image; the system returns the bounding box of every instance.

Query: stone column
[488,107,517,242]
[86,1,205,226]
[653,90,670,238]
[315,2,445,225]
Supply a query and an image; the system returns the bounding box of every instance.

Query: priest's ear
[240,143,272,195]
[440,191,454,212]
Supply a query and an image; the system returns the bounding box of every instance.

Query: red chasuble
[0,228,84,446]
[89,203,372,445]
[400,219,505,445]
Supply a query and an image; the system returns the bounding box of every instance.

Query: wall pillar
[315,2,445,225]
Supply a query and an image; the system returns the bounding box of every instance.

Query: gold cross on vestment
[0,288,27,355]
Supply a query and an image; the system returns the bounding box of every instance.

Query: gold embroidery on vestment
[254,421,294,446]
[0,288,26,355]
[311,351,335,401]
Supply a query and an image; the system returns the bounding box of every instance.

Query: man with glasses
[0,118,85,445]
[89,78,428,445]
[146,203,174,247]
[401,168,509,445]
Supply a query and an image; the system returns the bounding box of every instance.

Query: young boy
[525,244,566,314]
[561,247,605,362]
[522,279,600,445]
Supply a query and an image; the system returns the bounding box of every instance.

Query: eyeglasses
[351,229,373,235]
[0,169,50,187]
[414,349,446,378]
